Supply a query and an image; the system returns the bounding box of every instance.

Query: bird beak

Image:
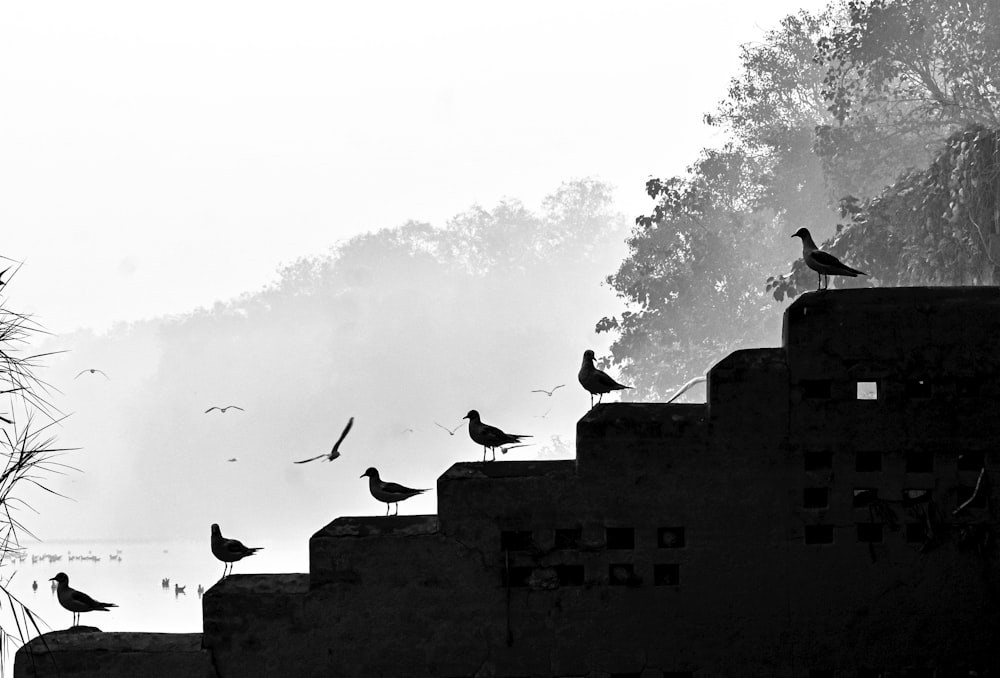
[359,473,364,478]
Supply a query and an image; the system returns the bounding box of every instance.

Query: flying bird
[211,523,263,579]
[360,467,429,516]
[531,384,565,397]
[75,369,110,380]
[434,422,462,436]
[294,416,354,463]
[226,457,238,463]
[205,405,244,414]
[464,409,531,462]
[578,350,631,408]
[49,572,117,627]
[791,227,867,290]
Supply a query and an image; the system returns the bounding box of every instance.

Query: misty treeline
[601,0,1000,398]
[42,180,628,539]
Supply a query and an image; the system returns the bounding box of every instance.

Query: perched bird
[463,409,531,462]
[205,405,244,414]
[75,369,110,380]
[49,573,117,627]
[360,467,429,516]
[210,523,263,579]
[434,422,462,436]
[791,227,867,290]
[294,416,354,463]
[578,350,631,408]
[666,376,707,404]
[530,384,565,397]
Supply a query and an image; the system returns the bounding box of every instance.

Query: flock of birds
[43,229,867,627]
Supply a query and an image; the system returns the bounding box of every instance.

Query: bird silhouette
[791,227,867,290]
[226,457,238,463]
[360,467,429,516]
[205,405,244,414]
[294,416,354,463]
[50,573,117,627]
[75,369,110,380]
[434,422,462,436]
[578,350,631,408]
[531,384,565,397]
[464,410,531,462]
[211,524,262,580]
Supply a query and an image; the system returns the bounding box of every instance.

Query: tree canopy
[599,0,1000,397]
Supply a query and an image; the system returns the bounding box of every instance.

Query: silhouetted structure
[16,288,1000,676]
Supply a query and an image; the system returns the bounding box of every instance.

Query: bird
[531,384,565,397]
[75,369,110,380]
[463,410,531,462]
[205,405,244,414]
[791,227,867,290]
[49,573,117,627]
[360,467,429,516]
[434,422,462,436]
[294,416,354,463]
[666,376,707,404]
[210,523,263,580]
[533,408,552,419]
[578,350,631,408]
[226,457,238,463]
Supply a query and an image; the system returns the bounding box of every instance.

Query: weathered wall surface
[16,288,1000,677]
[14,630,209,678]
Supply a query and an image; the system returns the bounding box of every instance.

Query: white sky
[0,0,832,334]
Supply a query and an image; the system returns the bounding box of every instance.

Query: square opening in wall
[804,525,834,544]
[657,527,686,548]
[803,488,829,509]
[555,564,585,586]
[856,523,883,542]
[853,488,878,508]
[856,381,879,400]
[904,378,933,398]
[654,563,680,586]
[608,563,639,586]
[856,450,882,472]
[554,527,582,550]
[956,485,988,509]
[905,522,928,543]
[805,451,833,471]
[801,379,832,399]
[500,530,533,552]
[501,566,533,587]
[958,451,985,471]
[605,527,635,549]
[905,451,934,473]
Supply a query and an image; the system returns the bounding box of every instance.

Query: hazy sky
[0,0,832,334]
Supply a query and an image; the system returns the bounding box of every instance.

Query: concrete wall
[17,288,1000,677]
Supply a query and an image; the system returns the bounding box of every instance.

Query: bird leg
[385,503,391,516]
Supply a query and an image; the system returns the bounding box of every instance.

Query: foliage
[0,263,72,667]
[769,125,1000,299]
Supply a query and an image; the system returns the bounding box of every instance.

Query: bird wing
[434,422,453,434]
[530,389,550,395]
[293,454,327,464]
[551,384,565,393]
[96,370,110,379]
[205,407,220,413]
[380,481,427,495]
[808,250,864,275]
[71,589,115,609]
[74,371,88,379]
[330,416,354,454]
[226,406,245,412]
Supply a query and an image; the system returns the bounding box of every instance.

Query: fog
[23,182,631,547]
